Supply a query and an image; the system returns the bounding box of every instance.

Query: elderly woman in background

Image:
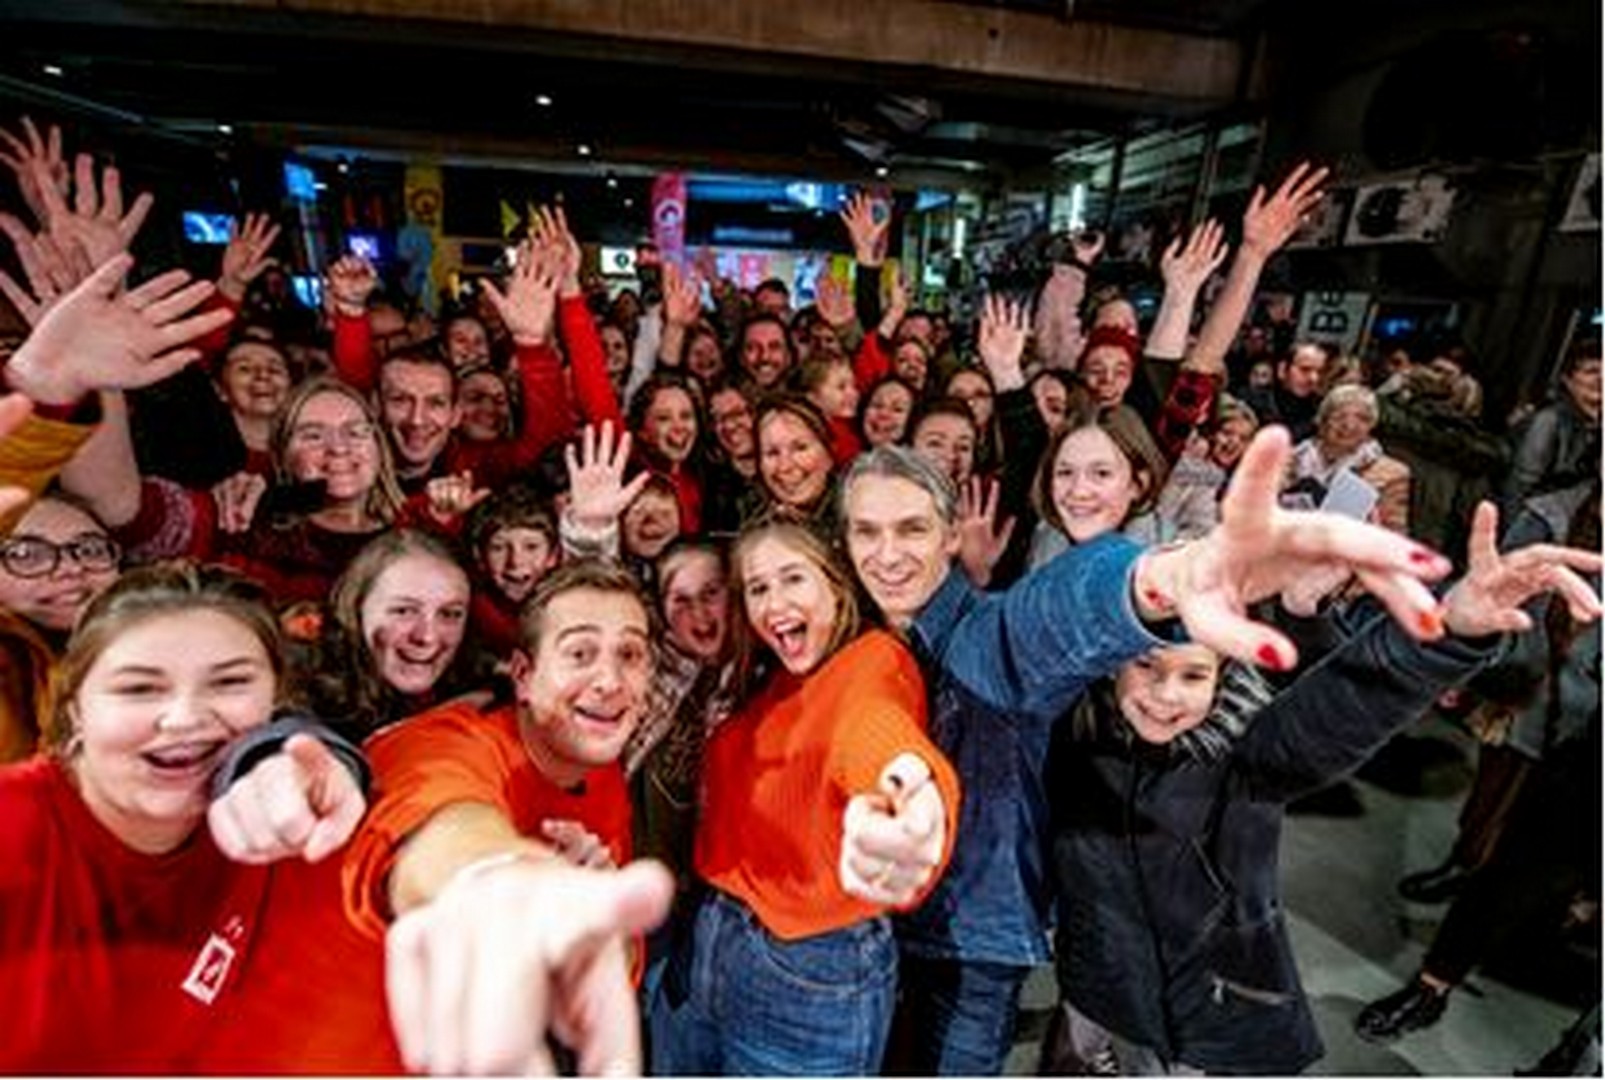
[1289,384,1411,534]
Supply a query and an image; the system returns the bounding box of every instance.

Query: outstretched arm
[1184,163,1328,377]
[1237,499,1601,798]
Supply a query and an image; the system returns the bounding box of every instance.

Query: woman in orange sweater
[650,518,962,1075]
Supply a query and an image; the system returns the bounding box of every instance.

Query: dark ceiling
[0,0,1283,190]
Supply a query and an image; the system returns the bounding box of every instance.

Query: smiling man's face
[512,587,652,786]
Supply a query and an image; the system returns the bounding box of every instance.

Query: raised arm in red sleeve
[558,295,623,428]
[331,311,379,393]
[448,341,572,489]
[853,332,893,392]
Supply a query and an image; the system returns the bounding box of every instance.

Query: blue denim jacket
[895,534,1167,966]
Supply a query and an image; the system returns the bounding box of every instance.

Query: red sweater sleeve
[193,292,242,372]
[331,312,379,393]
[853,333,893,392]
[449,342,572,487]
[558,295,623,428]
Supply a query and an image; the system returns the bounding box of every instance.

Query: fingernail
[1418,608,1444,637]
[1256,643,1286,671]
[1409,548,1441,567]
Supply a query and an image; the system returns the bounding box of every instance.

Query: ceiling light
[606,176,618,189]
[217,123,234,135]
[337,161,350,174]
[42,64,63,78]
[577,144,592,157]
[875,165,889,178]
[623,197,635,208]
[535,94,553,107]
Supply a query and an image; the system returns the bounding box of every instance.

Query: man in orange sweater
[341,559,673,1076]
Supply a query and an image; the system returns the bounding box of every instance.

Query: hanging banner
[1296,291,1371,355]
[651,172,688,267]
[1344,176,1456,246]
[401,162,445,315]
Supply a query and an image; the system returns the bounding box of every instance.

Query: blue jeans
[885,954,1031,1075]
[650,888,897,1076]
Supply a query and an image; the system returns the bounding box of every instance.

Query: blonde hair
[270,377,405,524]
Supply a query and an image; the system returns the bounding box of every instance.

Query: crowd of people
[0,114,1599,1075]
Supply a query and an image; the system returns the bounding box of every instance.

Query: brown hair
[728,517,861,701]
[518,558,654,660]
[48,562,282,751]
[1032,406,1170,536]
[314,530,469,732]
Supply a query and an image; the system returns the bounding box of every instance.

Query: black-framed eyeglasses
[0,534,121,579]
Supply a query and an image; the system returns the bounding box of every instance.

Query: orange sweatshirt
[695,630,960,940]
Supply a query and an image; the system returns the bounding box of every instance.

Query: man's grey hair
[838,445,960,527]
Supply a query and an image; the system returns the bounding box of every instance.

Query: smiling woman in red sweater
[650,517,962,1075]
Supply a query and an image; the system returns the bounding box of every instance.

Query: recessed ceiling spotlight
[535,94,554,107]
[606,176,618,189]
[313,180,329,192]
[217,123,234,135]
[42,64,63,78]
[577,144,592,157]
[875,165,889,178]
[337,161,349,174]
[623,197,635,208]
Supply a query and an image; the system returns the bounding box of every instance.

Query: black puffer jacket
[1047,616,1503,1074]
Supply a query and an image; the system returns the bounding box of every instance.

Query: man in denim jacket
[839,433,1462,1075]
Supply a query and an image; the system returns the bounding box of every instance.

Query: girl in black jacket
[1042,501,1602,1075]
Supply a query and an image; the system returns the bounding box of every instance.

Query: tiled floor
[1004,715,1594,1075]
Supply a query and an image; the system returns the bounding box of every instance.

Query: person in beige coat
[1289,384,1412,534]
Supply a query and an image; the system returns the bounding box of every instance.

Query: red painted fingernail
[1256,644,1286,671]
[1418,608,1444,637]
[1142,587,1170,610]
[1409,549,1440,567]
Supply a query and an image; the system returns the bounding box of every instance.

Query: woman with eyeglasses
[0,494,122,763]
[67,378,413,609]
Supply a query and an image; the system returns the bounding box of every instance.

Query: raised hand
[207,733,366,864]
[1133,425,1454,671]
[1440,501,1603,636]
[530,204,583,297]
[32,150,154,270]
[956,476,1018,588]
[211,471,268,534]
[480,240,560,347]
[877,263,910,339]
[661,261,703,327]
[1242,161,1330,258]
[839,752,946,907]
[219,211,281,301]
[0,117,69,226]
[1069,229,1105,267]
[839,191,889,266]
[325,254,378,317]
[1160,218,1229,295]
[385,857,673,1075]
[0,211,94,326]
[541,820,618,871]
[976,293,1030,391]
[426,470,492,525]
[6,253,234,405]
[565,422,651,534]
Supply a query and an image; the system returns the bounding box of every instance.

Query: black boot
[1354,978,1451,1043]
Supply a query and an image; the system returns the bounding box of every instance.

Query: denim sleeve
[945,533,1170,722]
[1235,615,1504,802]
